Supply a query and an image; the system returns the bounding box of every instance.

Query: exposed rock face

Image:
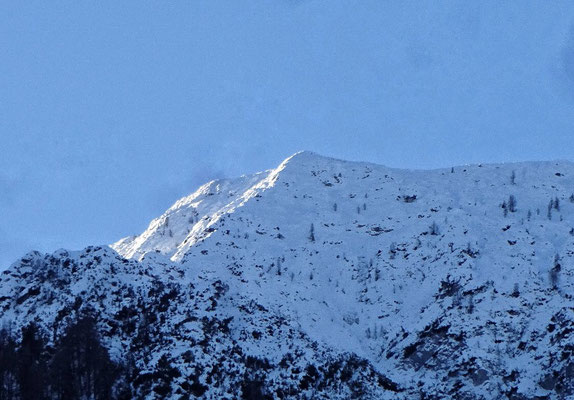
[2,152,574,398]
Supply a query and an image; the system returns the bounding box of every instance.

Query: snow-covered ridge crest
[111,151,315,261]
[112,152,574,264]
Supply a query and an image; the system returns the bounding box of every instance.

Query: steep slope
[111,170,275,261]
[3,151,574,398]
[0,247,401,399]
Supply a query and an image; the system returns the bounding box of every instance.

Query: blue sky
[1,1,574,267]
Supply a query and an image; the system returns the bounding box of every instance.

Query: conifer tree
[508,195,517,213]
[17,323,48,400]
[309,224,315,242]
[51,316,118,400]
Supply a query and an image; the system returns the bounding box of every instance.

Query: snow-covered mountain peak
[111,154,574,265]
[276,150,338,168]
[5,153,574,398]
[110,151,341,261]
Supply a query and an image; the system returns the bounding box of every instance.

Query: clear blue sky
[2,1,574,267]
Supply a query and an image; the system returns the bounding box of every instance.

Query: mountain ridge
[3,152,574,398]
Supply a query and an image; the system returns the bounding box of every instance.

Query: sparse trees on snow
[467,295,474,314]
[550,254,561,290]
[508,195,517,213]
[502,196,516,216]
[389,242,397,259]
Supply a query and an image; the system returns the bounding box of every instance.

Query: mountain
[2,151,574,399]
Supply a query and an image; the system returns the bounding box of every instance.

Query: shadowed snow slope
[3,152,574,398]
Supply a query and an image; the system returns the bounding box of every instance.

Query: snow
[4,151,574,397]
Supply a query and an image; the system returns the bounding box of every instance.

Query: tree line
[0,316,129,400]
